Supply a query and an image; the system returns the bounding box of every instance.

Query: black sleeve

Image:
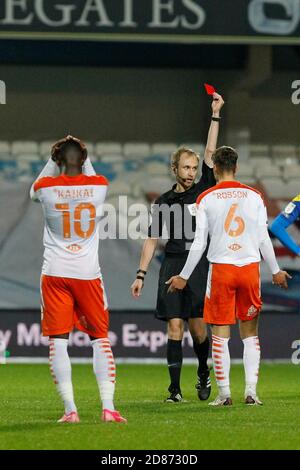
[197,161,216,190]
[148,199,162,238]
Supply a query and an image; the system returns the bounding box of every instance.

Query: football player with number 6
[167,146,291,406]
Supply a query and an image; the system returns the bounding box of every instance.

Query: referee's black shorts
[156,252,209,322]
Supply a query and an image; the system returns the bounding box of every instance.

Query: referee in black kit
[131,92,224,402]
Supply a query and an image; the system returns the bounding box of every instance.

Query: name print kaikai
[54,188,94,200]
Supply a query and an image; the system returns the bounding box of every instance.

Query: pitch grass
[0,364,299,450]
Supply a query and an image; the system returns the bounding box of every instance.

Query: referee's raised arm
[130,91,225,403]
[203,92,224,169]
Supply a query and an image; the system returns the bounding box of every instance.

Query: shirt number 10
[55,203,96,239]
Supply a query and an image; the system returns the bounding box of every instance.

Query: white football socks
[212,335,231,399]
[91,338,116,411]
[243,336,260,397]
[49,338,77,415]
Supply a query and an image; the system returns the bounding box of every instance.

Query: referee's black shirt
[148,161,215,254]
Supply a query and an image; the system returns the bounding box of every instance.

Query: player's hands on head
[165,275,187,293]
[51,135,87,165]
[272,270,292,289]
[131,279,144,298]
[51,137,66,165]
[212,93,224,115]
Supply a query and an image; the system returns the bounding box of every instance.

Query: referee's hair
[212,146,238,172]
[171,147,200,169]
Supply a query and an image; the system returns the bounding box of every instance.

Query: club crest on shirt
[283,202,296,217]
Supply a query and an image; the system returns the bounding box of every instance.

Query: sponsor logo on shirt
[283,202,296,217]
[66,244,82,252]
[228,243,242,251]
[187,203,197,216]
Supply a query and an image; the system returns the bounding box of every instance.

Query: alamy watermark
[291,340,300,364]
[291,80,300,105]
[0,340,7,364]
[0,80,6,104]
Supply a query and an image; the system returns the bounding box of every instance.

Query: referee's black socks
[193,336,210,376]
[167,339,183,392]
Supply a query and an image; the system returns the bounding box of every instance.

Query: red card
[204,83,216,95]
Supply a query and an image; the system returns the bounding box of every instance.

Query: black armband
[137,269,147,275]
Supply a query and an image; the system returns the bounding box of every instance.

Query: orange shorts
[40,275,109,338]
[204,262,262,325]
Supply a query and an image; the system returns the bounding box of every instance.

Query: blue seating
[31,161,45,176]
[144,154,170,164]
[92,162,117,181]
[0,160,18,179]
[123,160,141,172]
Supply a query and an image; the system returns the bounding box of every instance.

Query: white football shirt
[180,180,280,279]
[196,181,267,266]
[32,173,108,280]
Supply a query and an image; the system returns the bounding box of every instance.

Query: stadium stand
[1,140,300,309]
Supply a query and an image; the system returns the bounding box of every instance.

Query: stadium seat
[0,153,12,161]
[256,165,281,179]
[260,178,287,199]
[123,142,151,158]
[283,165,300,181]
[249,144,270,159]
[123,160,141,172]
[271,144,297,160]
[88,154,98,162]
[180,142,205,153]
[31,160,47,177]
[143,176,173,195]
[285,180,300,199]
[273,156,298,168]
[144,154,170,165]
[100,153,124,163]
[0,160,17,180]
[16,154,41,177]
[92,161,116,181]
[145,162,170,176]
[95,142,122,156]
[107,180,132,197]
[84,142,95,155]
[239,177,257,186]
[16,153,41,162]
[237,162,255,178]
[0,141,10,156]
[40,141,54,159]
[151,143,177,156]
[250,157,272,168]
[11,141,39,155]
